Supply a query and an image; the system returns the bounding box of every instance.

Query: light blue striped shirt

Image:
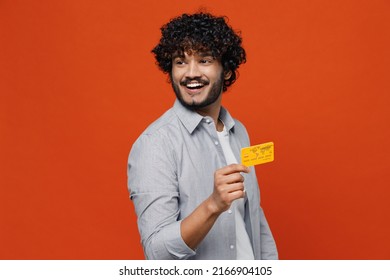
[127,99,278,260]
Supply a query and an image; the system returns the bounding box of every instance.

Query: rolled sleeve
[128,132,196,259]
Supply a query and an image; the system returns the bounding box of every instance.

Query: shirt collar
[173,99,236,134]
[219,106,235,132]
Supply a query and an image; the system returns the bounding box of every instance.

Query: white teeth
[186,83,203,88]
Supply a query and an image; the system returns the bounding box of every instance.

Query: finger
[225,182,245,193]
[214,181,244,195]
[219,164,250,175]
[220,173,244,185]
[227,189,245,201]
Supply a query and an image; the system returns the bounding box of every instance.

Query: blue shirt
[127,99,278,259]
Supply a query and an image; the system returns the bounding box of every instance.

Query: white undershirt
[217,125,255,260]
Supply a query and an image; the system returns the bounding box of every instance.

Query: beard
[170,72,224,110]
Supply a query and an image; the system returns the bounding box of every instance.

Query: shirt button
[228,209,232,214]
[230,245,235,250]
[214,141,219,145]
[206,119,211,124]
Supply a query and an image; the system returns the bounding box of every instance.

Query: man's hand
[208,164,250,214]
[181,164,250,249]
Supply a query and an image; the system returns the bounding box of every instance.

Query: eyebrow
[197,52,214,58]
[172,51,214,59]
[172,54,184,59]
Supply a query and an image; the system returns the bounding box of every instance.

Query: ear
[224,71,232,80]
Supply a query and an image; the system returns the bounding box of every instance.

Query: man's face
[170,51,225,110]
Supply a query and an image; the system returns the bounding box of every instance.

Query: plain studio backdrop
[1,0,389,259]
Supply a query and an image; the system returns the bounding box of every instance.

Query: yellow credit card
[241,142,274,167]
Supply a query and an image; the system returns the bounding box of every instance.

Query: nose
[185,60,201,78]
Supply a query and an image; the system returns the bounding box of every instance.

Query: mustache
[180,77,210,86]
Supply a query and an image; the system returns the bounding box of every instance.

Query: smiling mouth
[185,82,205,90]
[180,79,210,93]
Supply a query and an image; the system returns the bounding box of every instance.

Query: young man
[128,12,278,260]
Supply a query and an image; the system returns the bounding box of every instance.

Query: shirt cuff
[163,220,196,259]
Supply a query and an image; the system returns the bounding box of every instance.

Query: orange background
[1,0,389,259]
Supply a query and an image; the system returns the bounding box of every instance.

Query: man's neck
[195,95,224,132]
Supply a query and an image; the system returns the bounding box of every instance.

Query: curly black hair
[152,12,246,92]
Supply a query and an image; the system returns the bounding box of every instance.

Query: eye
[174,60,184,65]
[199,57,214,64]
[173,57,185,65]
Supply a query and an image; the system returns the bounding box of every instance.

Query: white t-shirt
[217,124,255,260]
